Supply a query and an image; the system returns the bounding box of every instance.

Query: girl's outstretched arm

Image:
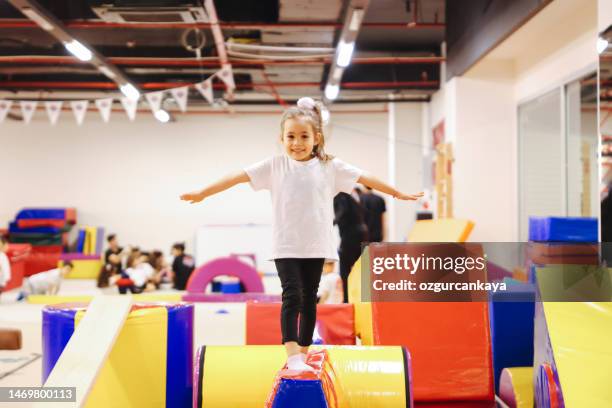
[358,173,424,200]
[180,170,250,204]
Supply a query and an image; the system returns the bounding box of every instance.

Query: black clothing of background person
[361,189,386,242]
[334,192,368,303]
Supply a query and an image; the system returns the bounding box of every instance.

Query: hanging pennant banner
[120,97,138,121]
[95,98,112,123]
[170,86,189,112]
[20,101,38,124]
[217,64,236,91]
[70,100,89,126]
[145,91,164,113]
[195,78,214,104]
[0,100,13,123]
[45,101,63,125]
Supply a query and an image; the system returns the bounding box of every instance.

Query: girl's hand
[180,191,206,204]
[394,191,425,201]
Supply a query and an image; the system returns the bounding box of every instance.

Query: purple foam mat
[182,293,281,303]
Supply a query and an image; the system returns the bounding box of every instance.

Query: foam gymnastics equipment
[16,208,76,223]
[350,247,494,404]
[407,219,474,242]
[4,243,31,291]
[194,345,412,408]
[28,293,183,305]
[17,219,67,229]
[246,303,355,345]
[42,301,193,408]
[183,293,281,302]
[0,328,22,350]
[489,282,535,392]
[498,367,533,408]
[59,258,103,279]
[24,252,61,277]
[183,256,264,298]
[9,222,62,234]
[265,350,344,408]
[528,216,597,242]
[533,298,612,407]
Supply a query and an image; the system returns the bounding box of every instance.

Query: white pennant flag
[217,64,235,91]
[95,98,113,123]
[120,97,138,121]
[45,101,63,125]
[70,100,89,126]
[195,79,214,104]
[170,86,189,112]
[0,100,13,123]
[20,101,38,124]
[145,91,164,113]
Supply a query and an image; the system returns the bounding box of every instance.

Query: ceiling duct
[89,1,208,23]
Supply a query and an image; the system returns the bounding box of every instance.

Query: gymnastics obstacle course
[195,345,412,408]
[41,299,193,407]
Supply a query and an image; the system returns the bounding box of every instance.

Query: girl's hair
[280,97,332,162]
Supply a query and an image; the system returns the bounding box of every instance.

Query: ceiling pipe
[0,80,439,90]
[203,0,234,99]
[0,19,445,30]
[0,56,445,66]
[6,0,142,101]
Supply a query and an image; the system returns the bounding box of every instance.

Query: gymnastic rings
[181,28,206,58]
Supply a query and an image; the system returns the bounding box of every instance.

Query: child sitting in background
[17,262,73,300]
[0,236,11,300]
[171,243,195,290]
[97,254,121,294]
[125,253,155,293]
[149,250,172,289]
[317,260,343,304]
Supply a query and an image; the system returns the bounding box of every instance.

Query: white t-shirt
[27,268,61,295]
[245,155,362,260]
[0,252,11,287]
[317,272,343,304]
[126,263,154,287]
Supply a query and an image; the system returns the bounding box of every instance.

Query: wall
[0,105,404,253]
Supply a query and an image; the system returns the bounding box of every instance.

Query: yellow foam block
[200,345,407,408]
[502,367,533,408]
[76,306,168,408]
[28,293,182,305]
[28,295,94,305]
[60,259,103,279]
[348,250,374,345]
[407,219,474,242]
[543,302,612,407]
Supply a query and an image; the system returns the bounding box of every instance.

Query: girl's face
[281,117,320,161]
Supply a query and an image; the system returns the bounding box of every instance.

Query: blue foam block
[528,217,597,242]
[9,222,61,235]
[489,282,536,392]
[271,378,328,408]
[16,208,67,220]
[220,282,242,294]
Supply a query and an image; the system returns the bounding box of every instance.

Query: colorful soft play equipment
[498,367,534,408]
[8,208,76,248]
[407,218,474,242]
[348,248,494,407]
[182,255,278,302]
[245,303,355,345]
[194,345,412,408]
[42,302,193,407]
[3,243,31,291]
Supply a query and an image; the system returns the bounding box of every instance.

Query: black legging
[275,258,324,346]
[338,231,364,303]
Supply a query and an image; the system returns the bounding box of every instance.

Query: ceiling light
[64,40,93,62]
[154,109,170,123]
[98,66,117,79]
[597,37,609,54]
[332,67,344,82]
[349,9,364,32]
[21,8,53,31]
[120,83,140,101]
[325,84,339,100]
[337,40,355,68]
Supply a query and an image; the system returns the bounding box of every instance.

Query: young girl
[180,97,422,371]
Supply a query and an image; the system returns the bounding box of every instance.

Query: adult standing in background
[361,186,387,242]
[334,190,368,303]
